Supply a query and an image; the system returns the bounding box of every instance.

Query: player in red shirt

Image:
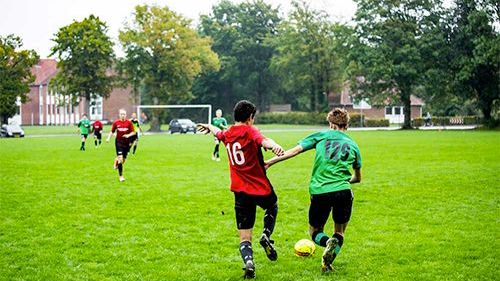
[91,119,103,148]
[106,109,135,182]
[197,100,284,279]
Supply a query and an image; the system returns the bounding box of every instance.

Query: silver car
[0,124,25,138]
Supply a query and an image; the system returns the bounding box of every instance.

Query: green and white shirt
[78,118,91,134]
[299,130,362,195]
[212,117,227,130]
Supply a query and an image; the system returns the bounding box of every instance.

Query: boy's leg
[235,192,257,279]
[258,193,278,261]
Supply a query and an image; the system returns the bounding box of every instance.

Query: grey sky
[0,0,357,58]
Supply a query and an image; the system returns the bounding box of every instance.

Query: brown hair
[326,108,350,128]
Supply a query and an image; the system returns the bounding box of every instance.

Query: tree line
[1,0,498,128]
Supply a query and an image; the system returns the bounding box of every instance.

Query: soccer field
[0,129,498,281]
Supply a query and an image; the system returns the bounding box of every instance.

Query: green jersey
[212,117,227,130]
[78,118,91,134]
[299,130,362,195]
[130,118,141,132]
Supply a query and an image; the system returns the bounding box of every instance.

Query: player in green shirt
[77,113,91,151]
[265,108,362,272]
[211,109,228,161]
[129,112,144,155]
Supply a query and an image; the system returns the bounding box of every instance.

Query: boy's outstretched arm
[265,145,303,169]
[196,123,221,136]
[261,138,284,156]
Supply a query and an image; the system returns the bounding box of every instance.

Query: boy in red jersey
[106,109,135,182]
[197,100,284,279]
[91,119,103,148]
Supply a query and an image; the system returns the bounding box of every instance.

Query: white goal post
[136,104,212,125]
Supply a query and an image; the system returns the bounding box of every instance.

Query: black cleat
[259,234,277,261]
[321,237,338,272]
[243,260,255,279]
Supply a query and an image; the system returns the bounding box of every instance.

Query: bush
[365,118,390,127]
[256,112,328,125]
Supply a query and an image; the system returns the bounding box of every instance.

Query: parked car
[169,119,197,134]
[1,124,25,138]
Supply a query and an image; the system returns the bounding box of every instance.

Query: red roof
[31,59,58,86]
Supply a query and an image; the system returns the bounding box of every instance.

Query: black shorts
[129,134,138,143]
[234,191,278,230]
[309,189,353,228]
[81,134,88,139]
[93,132,102,139]
[115,141,131,159]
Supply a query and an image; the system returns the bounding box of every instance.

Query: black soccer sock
[213,144,219,157]
[95,139,98,146]
[312,231,330,247]
[331,232,344,261]
[263,203,278,238]
[118,163,123,176]
[133,145,137,154]
[98,140,101,145]
[81,141,85,149]
[239,241,253,264]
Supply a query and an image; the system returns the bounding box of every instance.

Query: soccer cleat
[211,155,216,160]
[259,234,278,261]
[216,158,221,162]
[321,237,339,272]
[119,176,125,182]
[243,260,255,279]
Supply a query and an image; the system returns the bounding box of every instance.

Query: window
[385,107,392,115]
[394,107,401,115]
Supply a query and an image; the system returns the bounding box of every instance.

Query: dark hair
[233,100,256,122]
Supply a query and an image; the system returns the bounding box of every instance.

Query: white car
[0,124,25,138]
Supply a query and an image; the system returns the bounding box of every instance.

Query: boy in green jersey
[211,109,227,161]
[129,112,144,155]
[265,108,362,272]
[77,113,91,151]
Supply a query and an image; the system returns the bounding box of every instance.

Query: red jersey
[111,119,135,144]
[92,120,103,133]
[216,124,273,196]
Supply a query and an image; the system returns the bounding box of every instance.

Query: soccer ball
[294,239,316,257]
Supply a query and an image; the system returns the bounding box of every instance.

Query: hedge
[256,112,389,127]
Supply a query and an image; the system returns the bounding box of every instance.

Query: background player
[91,119,103,148]
[77,113,91,151]
[265,108,362,272]
[211,109,227,161]
[129,112,143,155]
[106,109,135,182]
[197,100,284,279]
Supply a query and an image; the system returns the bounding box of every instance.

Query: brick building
[16,59,135,125]
[328,82,424,124]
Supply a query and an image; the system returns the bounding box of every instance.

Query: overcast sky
[0,0,357,58]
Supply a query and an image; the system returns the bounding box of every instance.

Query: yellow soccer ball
[294,239,316,257]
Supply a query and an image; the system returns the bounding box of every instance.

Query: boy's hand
[196,124,210,134]
[271,144,284,156]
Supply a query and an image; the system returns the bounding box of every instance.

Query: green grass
[0,130,498,281]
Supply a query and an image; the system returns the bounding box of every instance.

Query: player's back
[218,125,272,196]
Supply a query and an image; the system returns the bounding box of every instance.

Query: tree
[271,0,343,112]
[0,35,39,124]
[449,0,499,125]
[193,0,280,113]
[50,15,115,115]
[119,5,219,131]
[348,0,444,128]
